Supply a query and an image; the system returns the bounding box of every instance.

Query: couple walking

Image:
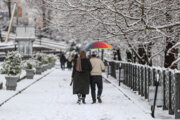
[71,50,105,104]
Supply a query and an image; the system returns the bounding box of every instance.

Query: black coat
[60,55,66,64]
[72,58,92,94]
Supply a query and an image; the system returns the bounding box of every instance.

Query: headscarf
[76,50,86,72]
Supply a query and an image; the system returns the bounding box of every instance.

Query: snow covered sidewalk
[0,68,161,120]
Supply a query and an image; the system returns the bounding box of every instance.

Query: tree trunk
[164,0,177,68]
[117,49,122,61]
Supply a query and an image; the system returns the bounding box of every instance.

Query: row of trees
[25,0,180,68]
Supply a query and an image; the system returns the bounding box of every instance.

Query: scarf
[76,57,82,72]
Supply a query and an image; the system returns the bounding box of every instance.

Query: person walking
[67,55,73,70]
[90,51,105,104]
[60,54,66,70]
[71,50,92,104]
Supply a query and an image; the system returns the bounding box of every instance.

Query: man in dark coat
[72,50,92,104]
[60,54,66,70]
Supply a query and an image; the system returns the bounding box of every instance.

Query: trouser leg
[90,78,96,101]
[82,94,86,104]
[82,94,86,98]
[77,93,81,104]
[96,76,103,97]
[61,63,63,69]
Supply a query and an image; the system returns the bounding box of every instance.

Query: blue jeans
[90,76,103,101]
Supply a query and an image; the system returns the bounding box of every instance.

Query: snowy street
[0,66,163,120]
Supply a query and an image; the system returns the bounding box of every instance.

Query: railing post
[130,64,132,89]
[132,64,135,90]
[138,66,141,95]
[153,68,156,86]
[169,71,174,115]
[122,63,126,85]
[148,67,151,99]
[128,63,130,87]
[145,66,148,99]
[140,66,142,96]
[119,63,121,86]
[175,72,180,119]
[133,65,135,91]
[142,66,145,96]
[163,70,168,110]
[134,65,137,91]
[125,63,128,86]
[107,62,109,78]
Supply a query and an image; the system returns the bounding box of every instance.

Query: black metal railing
[104,59,180,119]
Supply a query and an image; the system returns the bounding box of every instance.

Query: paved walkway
[0,68,160,120]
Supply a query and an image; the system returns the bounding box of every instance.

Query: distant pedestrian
[71,50,92,104]
[90,51,105,104]
[60,54,66,70]
[67,55,73,70]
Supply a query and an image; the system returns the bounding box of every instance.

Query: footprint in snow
[63,78,67,81]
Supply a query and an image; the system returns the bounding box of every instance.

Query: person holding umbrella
[90,51,105,104]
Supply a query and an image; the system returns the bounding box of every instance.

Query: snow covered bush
[33,53,44,67]
[41,54,49,65]
[1,51,22,76]
[47,54,57,63]
[33,53,55,66]
[22,59,37,69]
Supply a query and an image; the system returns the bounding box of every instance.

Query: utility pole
[5,2,17,43]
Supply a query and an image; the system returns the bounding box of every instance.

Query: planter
[45,64,49,70]
[42,65,46,72]
[48,63,52,69]
[50,63,53,69]
[43,64,48,71]
[26,69,35,79]
[5,76,19,90]
[36,67,42,74]
[53,62,55,67]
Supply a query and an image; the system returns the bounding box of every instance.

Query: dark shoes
[91,101,96,104]
[92,97,102,104]
[77,96,86,104]
[77,98,81,104]
[97,97,102,103]
[82,98,86,104]
[77,94,82,104]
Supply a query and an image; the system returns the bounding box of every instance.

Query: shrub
[1,51,22,76]
[22,59,37,69]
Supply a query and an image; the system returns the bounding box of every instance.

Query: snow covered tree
[24,0,180,68]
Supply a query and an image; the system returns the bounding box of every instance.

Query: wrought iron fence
[104,59,180,118]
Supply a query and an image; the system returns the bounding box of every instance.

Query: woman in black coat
[72,50,92,104]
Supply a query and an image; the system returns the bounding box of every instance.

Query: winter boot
[82,97,86,104]
[91,99,96,104]
[97,97,102,103]
[77,94,82,104]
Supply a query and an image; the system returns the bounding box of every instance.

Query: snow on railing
[104,59,180,118]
